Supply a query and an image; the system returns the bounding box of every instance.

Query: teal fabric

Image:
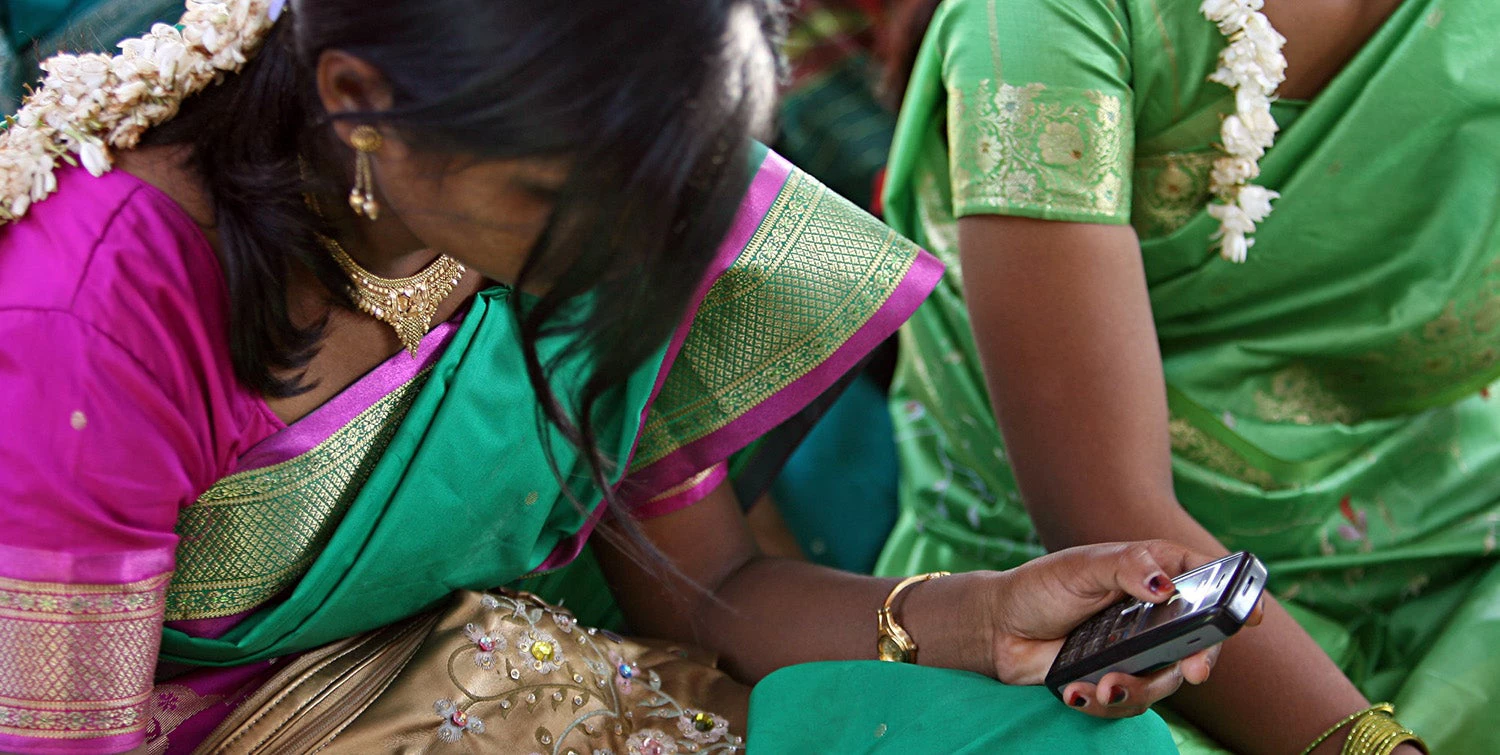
[2,0,183,112]
[749,662,1177,753]
[771,372,900,573]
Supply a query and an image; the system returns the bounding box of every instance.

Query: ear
[316,49,400,152]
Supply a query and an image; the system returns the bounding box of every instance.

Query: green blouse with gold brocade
[878,0,1500,752]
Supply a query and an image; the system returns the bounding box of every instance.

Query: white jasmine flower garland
[1201,0,1287,263]
[0,0,275,223]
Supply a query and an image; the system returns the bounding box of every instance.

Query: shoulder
[0,164,268,475]
[0,163,232,369]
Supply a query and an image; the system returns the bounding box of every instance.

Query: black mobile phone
[1044,551,1267,699]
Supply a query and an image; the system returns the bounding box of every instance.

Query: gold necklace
[317,234,466,356]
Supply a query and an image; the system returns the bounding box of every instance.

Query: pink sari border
[625,245,944,503]
[630,463,731,520]
[0,542,173,585]
[529,150,794,572]
[232,318,462,474]
[0,731,142,755]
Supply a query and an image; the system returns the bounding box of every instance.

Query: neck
[317,190,440,279]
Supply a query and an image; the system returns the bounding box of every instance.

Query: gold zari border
[165,369,430,621]
[632,168,921,468]
[0,573,168,739]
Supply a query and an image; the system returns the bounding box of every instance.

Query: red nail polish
[1148,575,1170,594]
[1110,688,1128,705]
[1070,694,1088,707]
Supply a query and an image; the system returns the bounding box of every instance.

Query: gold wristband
[875,571,950,664]
[1299,704,1428,755]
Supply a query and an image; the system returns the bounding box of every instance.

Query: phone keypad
[1056,599,1142,669]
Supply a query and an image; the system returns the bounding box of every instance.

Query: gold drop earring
[348,125,383,220]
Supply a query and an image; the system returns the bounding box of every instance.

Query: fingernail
[1070,694,1088,708]
[1109,688,1128,705]
[1148,574,1172,594]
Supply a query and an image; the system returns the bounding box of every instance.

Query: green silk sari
[879,0,1500,751]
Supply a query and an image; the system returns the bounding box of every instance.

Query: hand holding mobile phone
[1044,551,1267,699]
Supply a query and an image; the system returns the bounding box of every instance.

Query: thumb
[1063,541,1183,606]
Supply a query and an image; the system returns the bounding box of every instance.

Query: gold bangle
[1343,708,1427,755]
[1299,704,1427,755]
[875,571,950,664]
[1300,704,1394,755]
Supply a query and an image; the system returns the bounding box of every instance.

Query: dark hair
[882,0,942,109]
[144,1,785,553]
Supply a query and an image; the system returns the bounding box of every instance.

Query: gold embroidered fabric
[1243,260,1500,425]
[196,590,747,754]
[1253,363,1361,426]
[165,370,430,621]
[632,167,922,469]
[1132,150,1217,238]
[0,572,169,740]
[948,79,1132,222]
[1168,417,1283,490]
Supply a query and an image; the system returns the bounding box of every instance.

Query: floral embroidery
[677,710,729,745]
[611,651,641,693]
[142,683,223,753]
[428,591,743,753]
[465,622,504,670]
[0,573,170,740]
[517,629,564,674]
[626,729,679,755]
[1200,0,1288,261]
[434,699,485,742]
[949,79,1130,222]
[1132,150,1218,238]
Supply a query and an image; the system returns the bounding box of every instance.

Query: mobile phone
[1044,551,1267,699]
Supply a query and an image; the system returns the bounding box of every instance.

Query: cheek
[406,182,556,279]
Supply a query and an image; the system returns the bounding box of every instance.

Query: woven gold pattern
[0,573,169,739]
[1132,150,1217,238]
[950,80,1131,222]
[632,168,921,468]
[165,370,430,621]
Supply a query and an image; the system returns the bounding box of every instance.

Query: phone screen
[1133,559,1235,633]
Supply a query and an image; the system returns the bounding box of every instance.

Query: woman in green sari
[0,0,1238,753]
[880,0,1496,752]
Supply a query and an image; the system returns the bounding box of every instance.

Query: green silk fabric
[748,662,1175,753]
[160,284,662,665]
[879,0,1500,751]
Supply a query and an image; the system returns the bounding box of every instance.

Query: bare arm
[597,483,1230,719]
[955,214,1378,753]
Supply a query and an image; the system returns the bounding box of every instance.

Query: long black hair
[144,0,786,549]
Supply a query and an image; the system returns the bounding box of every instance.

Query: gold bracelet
[1298,704,1427,755]
[1343,707,1427,755]
[875,571,950,664]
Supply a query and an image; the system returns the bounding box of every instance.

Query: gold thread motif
[1245,259,1500,423]
[1132,150,1217,238]
[632,168,921,469]
[165,369,431,622]
[141,684,223,754]
[1168,417,1283,490]
[1253,363,1361,425]
[0,573,169,739]
[949,80,1131,221]
[647,465,725,504]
